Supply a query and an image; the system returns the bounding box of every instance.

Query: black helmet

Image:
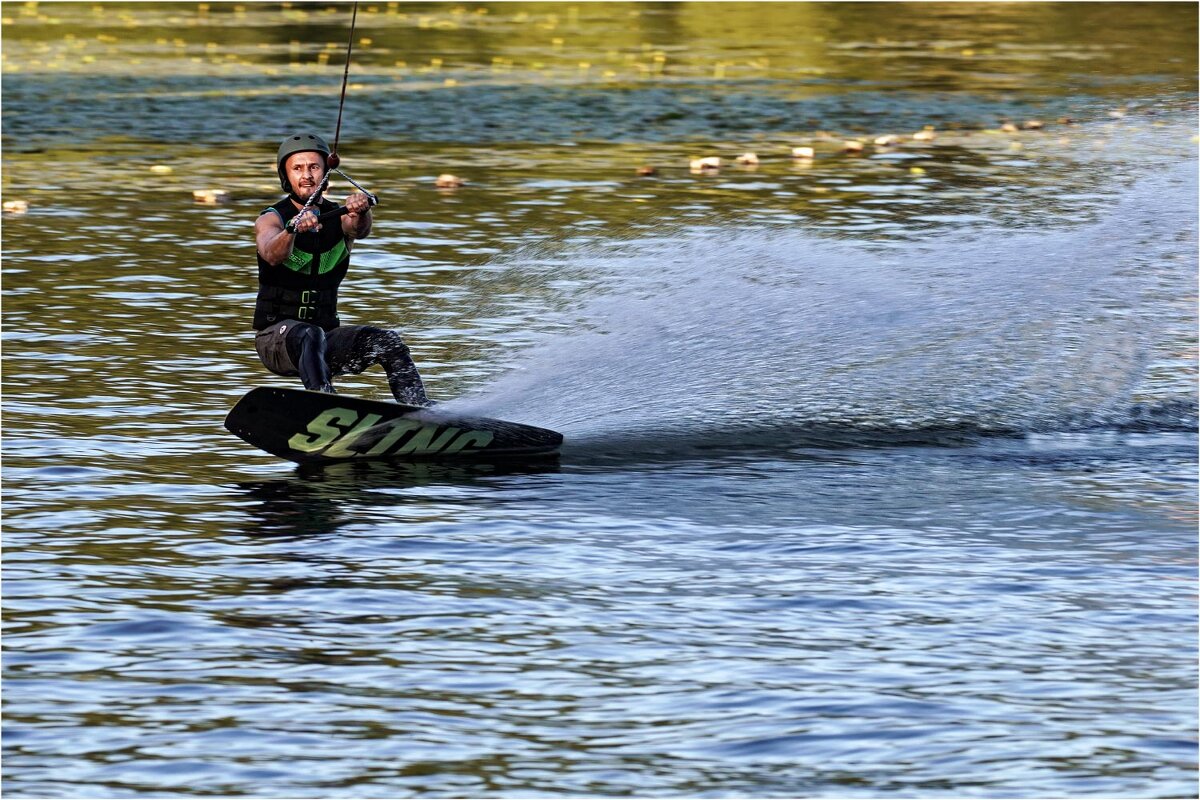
[276,132,331,192]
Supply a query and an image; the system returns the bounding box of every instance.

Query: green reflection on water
[3,2,1196,88]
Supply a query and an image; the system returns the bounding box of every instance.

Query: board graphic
[225,387,563,464]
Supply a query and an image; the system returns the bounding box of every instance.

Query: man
[253,132,431,406]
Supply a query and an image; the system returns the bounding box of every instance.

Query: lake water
[2,3,1197,797]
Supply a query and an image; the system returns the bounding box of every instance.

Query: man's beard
[290,184,323,204]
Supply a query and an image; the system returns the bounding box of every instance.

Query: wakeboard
[225,387,563,465]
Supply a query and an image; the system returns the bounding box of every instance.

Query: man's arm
[256,208,322,266]
[256,210,295,267]
[341,192,372,240]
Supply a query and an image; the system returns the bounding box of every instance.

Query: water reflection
[235,458,562,538]
[3,3,1195,148]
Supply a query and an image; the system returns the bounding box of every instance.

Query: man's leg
[327,325,431,405]
[284,323,334,392]
[256,320,334,391]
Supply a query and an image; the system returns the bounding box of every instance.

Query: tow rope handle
[285,194,377,233]
[317,194,377,224]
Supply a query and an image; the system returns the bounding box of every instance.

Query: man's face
[285,151,325,200]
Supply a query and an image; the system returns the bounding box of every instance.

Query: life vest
[253,197,351,331]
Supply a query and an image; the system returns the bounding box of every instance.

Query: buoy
[636,165,658,176]
[1022,120,1044,130]
[192,189,229,205]
[912,128,936,142]
[689,156,721,172]
[735,152,759,165]
[3,199,29,214]
[791,146,815,159]
[843,140,864,154]
[435,174,464,188]
[1001,122,1019,133]
[873,135,900,147]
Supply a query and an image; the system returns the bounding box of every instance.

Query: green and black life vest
[253,197,351,331]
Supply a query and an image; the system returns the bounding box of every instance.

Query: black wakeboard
[225,387,563,465]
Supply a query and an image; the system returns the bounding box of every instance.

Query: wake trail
[449,135,1197,450]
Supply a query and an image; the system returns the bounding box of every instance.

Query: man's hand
[287,207,322,234]
[344,191,372,216]
[342,191,373,239]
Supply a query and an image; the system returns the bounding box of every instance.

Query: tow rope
[329,1,359,169]
[289,1,376,232]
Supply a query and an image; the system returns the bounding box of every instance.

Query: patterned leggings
[258,321,431,406]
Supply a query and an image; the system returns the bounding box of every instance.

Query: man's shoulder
[260,196,291,215]
[256,207,284,233]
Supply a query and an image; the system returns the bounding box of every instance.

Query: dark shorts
[254,320,368,377]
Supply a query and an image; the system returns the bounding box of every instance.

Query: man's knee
[284,322,327,363]
[359,326,410,359]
